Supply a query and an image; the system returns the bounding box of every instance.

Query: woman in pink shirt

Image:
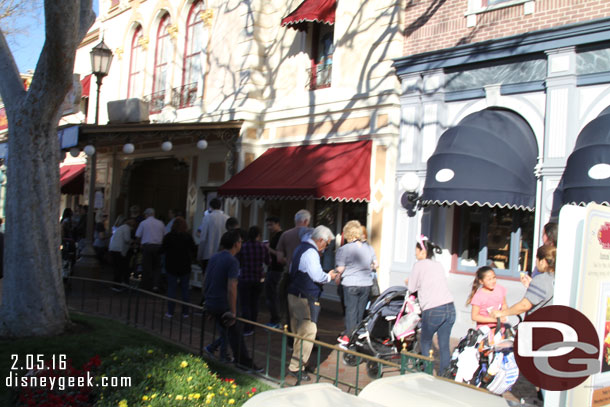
[466,266,507,329]
[405,235,455,372]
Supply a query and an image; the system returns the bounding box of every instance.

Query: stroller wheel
[342,351,360,367]
[366,360,382,379]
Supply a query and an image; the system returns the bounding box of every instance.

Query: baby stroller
[442,320,519,395]
[342,286,421,378]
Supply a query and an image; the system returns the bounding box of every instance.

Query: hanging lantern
[197,139,208,150]
[161,140,173,152]
[123,143,135,154]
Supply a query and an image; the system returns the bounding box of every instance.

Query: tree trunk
[0,0,95,337]
[0,118,67,336]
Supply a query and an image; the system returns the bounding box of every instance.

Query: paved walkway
[68,262,540,405]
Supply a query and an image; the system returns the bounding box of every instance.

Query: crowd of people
[405,222,557,376]
[66,199,557,383]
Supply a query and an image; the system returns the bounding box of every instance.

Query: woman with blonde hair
[491,245,556,319]
[336,220,376,345]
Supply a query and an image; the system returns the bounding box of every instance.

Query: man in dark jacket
[286,225,338,381]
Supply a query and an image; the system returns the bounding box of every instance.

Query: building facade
[392,0,610,335]
[72,0,404,291]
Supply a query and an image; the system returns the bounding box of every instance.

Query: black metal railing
[144,90,166,114]
[172,83,198,109]
[65,276,434,394]
[307,59,332,90]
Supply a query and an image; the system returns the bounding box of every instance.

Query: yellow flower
[151,394,157,399]
[231,384,237,389]
[176,395,184,400]
[142,395,149,401]
[207,393,215,399]
[208,386,213,390]
[187,376,193,382]
[229,399,235,404]
[205,400,211,405]
[180,361,188,368]
[147,349,154,354]
[147,374,152,378]
[118,400,128,407]
[193,393,201,399]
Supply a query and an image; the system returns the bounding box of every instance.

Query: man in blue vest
[286,225,338,381]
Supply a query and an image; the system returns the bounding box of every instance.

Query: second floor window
[180,1,207,108]
[127,26,143,99]
[151,14,172,113]
[308,23,334,90]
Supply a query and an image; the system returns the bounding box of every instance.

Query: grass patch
[0,313,271,406]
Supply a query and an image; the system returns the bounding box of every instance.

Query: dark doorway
[126,158,189,223]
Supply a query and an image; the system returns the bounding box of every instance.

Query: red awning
[218,140,371,202]
[60,164,85,195]
[81,74,92,98]
[281,0,336,31]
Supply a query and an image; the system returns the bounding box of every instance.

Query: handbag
[370,273,380,297]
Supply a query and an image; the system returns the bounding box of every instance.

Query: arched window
[181,1,206,108]
[127,26,143,98]
[151,14,172,113]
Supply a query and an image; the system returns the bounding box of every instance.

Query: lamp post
[80,40,113,267]
[90,39,113,125]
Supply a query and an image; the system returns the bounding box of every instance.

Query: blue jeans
[343,285,371,335]
[166,273,190,316]
[238,280,263,333]
[420,302,456,373]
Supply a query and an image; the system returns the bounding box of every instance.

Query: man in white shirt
[197,198,228,273]
[286,225,338,382]
[135,208,166,291]
[109,218,135,290]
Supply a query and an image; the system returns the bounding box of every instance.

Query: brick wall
[403,0,610,56]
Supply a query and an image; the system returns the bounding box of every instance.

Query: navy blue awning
[421,109,538,210]
[557,108,610,208]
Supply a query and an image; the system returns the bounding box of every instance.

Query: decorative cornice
[394,17,610,76]
[78,28,100,49]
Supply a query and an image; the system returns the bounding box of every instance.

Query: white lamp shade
[69,147,80,157]
[399,172,420,192]
[83,145,96,156]
[161,141,173,152]
[197,139,208,150]
[90,40,113,76]
[123,143,135,154]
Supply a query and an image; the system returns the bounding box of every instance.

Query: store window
[455,206,534,276]
[307,23,334,90]
[313,200,367,236]
[127,26,143,99]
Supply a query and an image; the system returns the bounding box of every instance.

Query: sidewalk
[70,262,540,405]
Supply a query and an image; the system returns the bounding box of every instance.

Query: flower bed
[96,347,258,406]
[14,347,259,407]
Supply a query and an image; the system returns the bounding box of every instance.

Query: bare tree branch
[0,28,25,113]
[0,0,40,38]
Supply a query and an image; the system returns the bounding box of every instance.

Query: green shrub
[95,347,258,407]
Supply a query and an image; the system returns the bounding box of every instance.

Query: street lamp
[90,39,113,125]
[80,39,113,268]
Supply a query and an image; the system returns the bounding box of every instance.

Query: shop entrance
[124,158,189,223]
